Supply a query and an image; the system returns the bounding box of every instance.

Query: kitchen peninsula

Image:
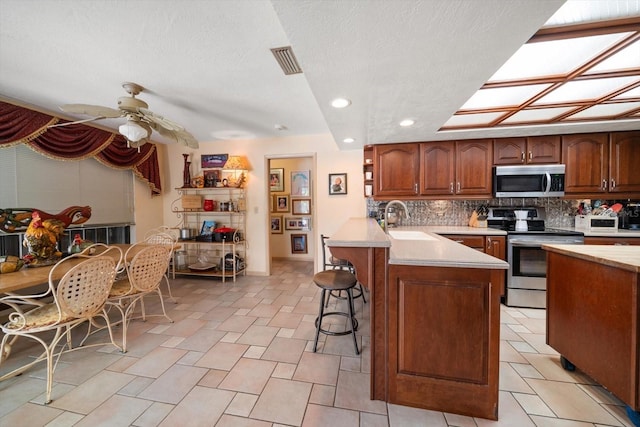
[543,244,640,412]
[327,218,508,420]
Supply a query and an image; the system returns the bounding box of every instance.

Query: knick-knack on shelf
[182,154,192,188]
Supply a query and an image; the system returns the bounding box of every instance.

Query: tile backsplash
[366,198,632,228]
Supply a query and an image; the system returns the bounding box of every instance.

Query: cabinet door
[485,236,506,297]
[456,140,493,196]
[493,138,526,165]
[485,236,505,260]
[563,133,609,194]
[419,142,455,195]
[374,143,419,196]
[609,131,640,194]
[526,135,561,164]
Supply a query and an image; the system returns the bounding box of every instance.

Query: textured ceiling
[1,0,638,151]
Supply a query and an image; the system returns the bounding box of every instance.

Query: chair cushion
[313,270,357,290]
[109,278,139,297]
[3,303,74,330]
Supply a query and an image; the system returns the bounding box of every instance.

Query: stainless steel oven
[507,232,583,308]
[487,206,584,309]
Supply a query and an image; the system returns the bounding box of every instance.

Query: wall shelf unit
[172,187,247,282]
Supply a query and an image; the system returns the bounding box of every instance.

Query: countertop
[387,226,508,269]
[327,219,508,270]
[542,244,640,273]
[419,225,507,236]
[325,218,390,248]
[556,227,640,237]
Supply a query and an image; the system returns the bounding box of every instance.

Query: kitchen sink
[388,230,438,241]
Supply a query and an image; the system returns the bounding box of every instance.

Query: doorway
[266,155,316,274]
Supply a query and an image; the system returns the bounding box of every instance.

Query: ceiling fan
[51,82,199,149]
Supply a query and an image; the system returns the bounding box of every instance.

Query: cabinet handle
[611,179,616,189]
[528,151,532,161]
[450,182,454,193]
[453,240,464,243]
[486,237,492,249]
[602,179,607,190]
[414,183,418,193]
[456,182,461,193]
[521,152,525,162]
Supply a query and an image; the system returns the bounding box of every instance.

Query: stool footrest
[314,312,358,335]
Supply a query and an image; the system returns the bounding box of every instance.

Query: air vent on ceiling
[270,46,303,75]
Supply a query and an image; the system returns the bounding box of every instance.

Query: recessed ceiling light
[274,124,288,131]
[343,137,355,143]
[331,98,351,108]
[399,119,415,127]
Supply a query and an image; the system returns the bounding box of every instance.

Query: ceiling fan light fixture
[119,120,149,142]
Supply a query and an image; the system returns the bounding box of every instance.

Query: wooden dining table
[0,244,149,294]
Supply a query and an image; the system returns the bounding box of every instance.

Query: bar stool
[321,234,366,308]
[312,269,359,355]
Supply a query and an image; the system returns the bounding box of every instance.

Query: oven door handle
[510,240,582,247]
[510,241,544,248]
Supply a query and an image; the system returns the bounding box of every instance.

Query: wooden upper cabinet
[527,136,561,164]
[493,136,560,165]
[493,138,526,165]
[563,133,609,194]
[374,143,419,196]
[610,131,640,194]
[419,142,455,195]
[456,140,493,196]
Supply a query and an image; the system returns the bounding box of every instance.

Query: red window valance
[0,100,161,195]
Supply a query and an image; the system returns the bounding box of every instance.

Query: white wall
[131,143,174,241]
[160,133,365,276]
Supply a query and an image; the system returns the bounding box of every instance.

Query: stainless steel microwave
[493,164,565,198]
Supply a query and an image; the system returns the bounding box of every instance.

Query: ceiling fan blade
[48,117,105,128]
[138,107,184,131]
[174,129,200,148]
[148,122,199,148]
[60,104,123,118]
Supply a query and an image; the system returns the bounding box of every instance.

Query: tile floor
[0,260,635,427]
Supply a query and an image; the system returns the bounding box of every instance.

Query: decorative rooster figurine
[22,211,66,265]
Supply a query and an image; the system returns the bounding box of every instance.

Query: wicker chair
[144,227,178,302]
[106,243,173,352]
[0,247,123,404]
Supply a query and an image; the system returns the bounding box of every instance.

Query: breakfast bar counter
[327,219,507,420]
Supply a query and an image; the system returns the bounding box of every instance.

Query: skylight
[442,2,640,132]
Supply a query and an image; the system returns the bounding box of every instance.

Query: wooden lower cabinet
[442,234,506,296]
[584,237,640,245]
[387,264,502,420]
[546,250,640,410]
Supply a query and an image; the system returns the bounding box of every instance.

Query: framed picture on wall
[329,173,347,195]
[270,168,284,192]
[285,217,302,230]
[271,216,283,234]
[201,154,228,169]
[275,194,289,212]
[290,170,310,196]
[291,234,307,254]
[292,198,311,215]
[298,217,311,231]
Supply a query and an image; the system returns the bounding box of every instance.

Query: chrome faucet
[384,200,410,232]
